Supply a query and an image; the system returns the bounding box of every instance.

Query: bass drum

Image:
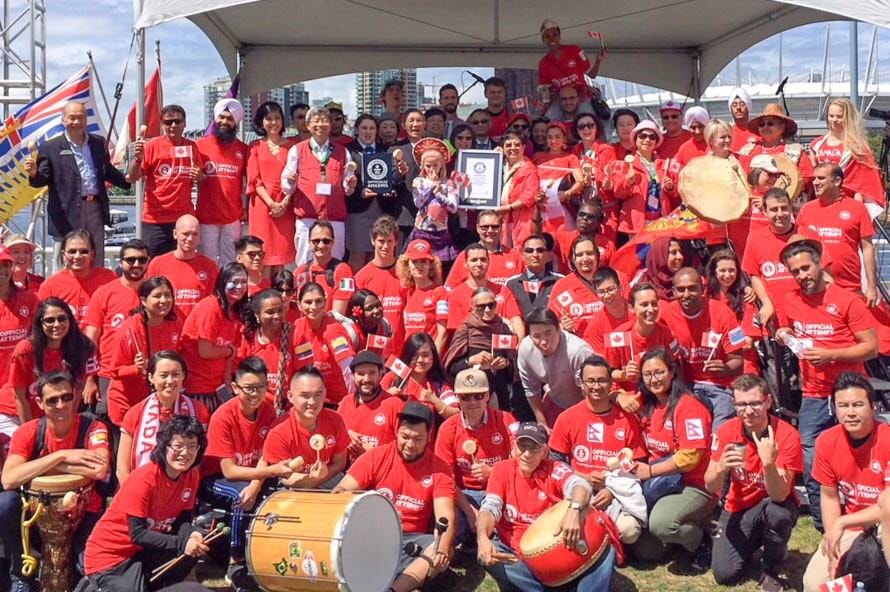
[246,490,402,592]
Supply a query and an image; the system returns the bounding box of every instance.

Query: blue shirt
[66,131,99,196]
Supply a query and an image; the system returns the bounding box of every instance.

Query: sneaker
[759,572,785,592]
[691,534,712,572]
[225,563,257,592]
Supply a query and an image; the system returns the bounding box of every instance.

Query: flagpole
[135,12,145,239]
[86,51,114,134]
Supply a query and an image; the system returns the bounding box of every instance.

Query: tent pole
[135,14,145,238]
[849,21,859,107]
[692,52,702,104]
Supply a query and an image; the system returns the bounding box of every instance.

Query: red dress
[501,159,539,249]
[247,139,297,265]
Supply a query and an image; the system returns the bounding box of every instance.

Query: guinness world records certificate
[457,149,503,210]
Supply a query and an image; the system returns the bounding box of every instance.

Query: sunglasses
[470,119,490,125]
[42,315,69,325]
[474,301,497,311]
[637,133,658,141]
[43,392,75,407]
[310,238,334,245]
[517,440,543,453]
[478,224,501,231]
[243,251,265,259]
[122,256,149,265]
[511,124,529,130]
[576,123,597,130]
[662,114,680,120]
[523,247,546,254]
[758,120,780,128]
[162,118,184,126]
[458,392,486,402]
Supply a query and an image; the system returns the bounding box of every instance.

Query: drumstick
[462,439,479,465]
[309,434,326,465]
[149,525,230,583]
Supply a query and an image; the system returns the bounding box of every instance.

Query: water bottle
[783,334,808,357]
[855,582,867,592]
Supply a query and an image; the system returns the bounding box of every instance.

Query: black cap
[349,350,385,371]
[514,422,548,445]
[399,401,434,429]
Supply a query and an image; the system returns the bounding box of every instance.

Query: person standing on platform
[728,88,758,152]
[657,101,692,160]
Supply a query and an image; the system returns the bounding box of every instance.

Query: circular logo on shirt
[572,445,590,463]
[377,488,394,501]
[505,261,515,269]
[568,60,577,68]
[159,164,173,177]
[538,491,547,501]
[325,435,336,448]
[204,161,217,175]
[198,271,208,281]
[826,304,838,315]
[260,427,270,439]
[793,321,804,334]
[374,414,386,426]
[423,298,433,307]
[664,420,673,431]
[18,306,29,318]
[171,333,180,344]
[182,488,193,502]
[871,460,883,474]
[491,432,504,445]
[367,159,388,181]
[111,313,126,329]
[569,303,584,317]
[839,210,851,221]
[616,428,626,439]
[236,151,245,160]
[760,262,777,278]
[504,504,518,521]
[421,475,433,488]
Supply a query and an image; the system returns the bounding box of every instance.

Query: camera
[868,108,890,121]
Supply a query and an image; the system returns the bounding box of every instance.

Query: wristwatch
[568,501,583,512]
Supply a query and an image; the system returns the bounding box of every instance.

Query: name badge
[59,150,73,156]
[316,182,332,196]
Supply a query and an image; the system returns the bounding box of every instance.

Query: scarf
[133,393,196,469]
[443,312,516,370]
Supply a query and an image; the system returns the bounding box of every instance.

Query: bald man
[145,214,219,317]
[26,101,130,269]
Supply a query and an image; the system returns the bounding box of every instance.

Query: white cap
[750,154,781,174]
[660,100,683,113]
[540,18,560,32]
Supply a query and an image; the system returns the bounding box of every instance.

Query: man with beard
[84,238,151,416]
[728,87,758,152]
[335,401,457,592]
[195,99,248,266]
[337,351,404,461]
[326,102,351,147]
[439,84,465,138]
[777,240,877,531]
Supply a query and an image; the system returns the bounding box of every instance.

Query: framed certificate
[362,152,394,194]
[457,149,503,210]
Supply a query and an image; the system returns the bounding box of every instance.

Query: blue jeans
[200,477,252,560]
[693,382,736,428]
[485,536,615,592]
[457,489,486,543]
[797,397,835,532]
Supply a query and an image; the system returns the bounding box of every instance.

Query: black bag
[838,527,890,592]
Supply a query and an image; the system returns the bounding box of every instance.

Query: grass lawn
[195,516,822,592]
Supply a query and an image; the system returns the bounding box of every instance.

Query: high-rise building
[312,96,334,109]
[204,78,310,126]
[203,78,232,126]
[495,68,538,103]
[284,83,310,115]
[355,69,419,117]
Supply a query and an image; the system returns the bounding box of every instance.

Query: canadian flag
[491,334,519,350]
[367,334,390,351]
[510,97,529,113]
[556,291,574,308]
[701,331,722,348]
[608,331,631,348]
[819,574,853,592]
[587,31,604,41]
[174,145,192,159]
[385,355,411,380]
[295,269,311,289]
[522,280,540,294]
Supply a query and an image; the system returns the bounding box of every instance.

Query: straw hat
[747,103,798,136]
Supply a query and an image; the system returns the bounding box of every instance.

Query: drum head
[679,155,750,224]
[337,492,402,592]
[772,155,803,201]
[27,473,91,494]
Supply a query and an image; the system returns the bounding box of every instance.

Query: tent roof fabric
[134,0,881,97]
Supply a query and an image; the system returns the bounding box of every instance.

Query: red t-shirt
[796,197,873,292]
[262,408,348,471]
[580,305,630,355]
[640,394,712,489]
[235,330,295,409]
[194,136,248,225]
[294,260,355,310]
[552,230,615,274]
[711,416,802,512]
[9,414,109,512]
[487,107,510,142]
[603,320,679,392]
[205,396,278,474]
[346,441,456,534]
[657,130,693,160]
[84,280,141,377]
[549,401,647,475]
[778,283,872,398]
[0,290,37,393]
[0,340,98,418]
[812,423,890,516]
[403,284,449,337]
[731,124,758,153]
[435,409,517,491]
[141,136,204,224]
[548,273,610,335]
[37,267,116,327]
[659,299,745,387]
[675,137,709,166]
[337,391,403,452]
[355,262,406,344]
[146,252,219,319]
[538,44,592,89]
[179,296,243,393]
[445,249,524,289]
[84,462,200,574]
[445,281,507,331]
[290,316,354,405]
[485,457,576,550]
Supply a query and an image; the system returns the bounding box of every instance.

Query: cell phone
[216,384,235,403]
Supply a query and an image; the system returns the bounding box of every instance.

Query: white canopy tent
[132,0,890,98]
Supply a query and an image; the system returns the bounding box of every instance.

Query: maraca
[462,439,478,465]
[309,434,326,464]
[288,456,305,472]
[345,161,357,176]
[392,148,403,161]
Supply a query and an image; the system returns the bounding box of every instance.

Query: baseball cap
[324,101,344,114]
[514,422,548,445]
[405,239,434,261]
[349,350,384,371]
[454,368,489,394]
[0,245,13,264]
[660,100,683,113]
[399,400,434,429]
[749,154,781,174]
[540,18,560,32]
[2,233,35,251]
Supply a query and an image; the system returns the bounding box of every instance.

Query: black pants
[142,223,177,258]
[78,549,198,592]
[711,497,799,585]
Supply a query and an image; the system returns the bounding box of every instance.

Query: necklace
[267,137,282,156]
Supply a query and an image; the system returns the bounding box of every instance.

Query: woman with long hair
[498,132,541,249]
[380,332,458,423]
[610,108,640,160]
[0,245,37,438]
[397,239,448,355]
[179,262,250,412]
[247,100,297,277]
[0,297,97,429]
[117,351,209,485]
[532,122,587,233]
[237,289,294,412]
[106,276,184,426]
[530,117,550,154]
[634,347,716,562]
[291,282,355,406]
[705,248,762,374]
[272,268,300,323]
[808,97,885,217]
[339,289,395,358]
[549,236,622,335]
[574,112,618,239]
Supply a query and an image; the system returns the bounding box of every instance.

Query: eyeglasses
[577,123,597,131]
[734,400,767,410]
[470,119,491,125]
[474,301,497,311]
[662,114,680,120]
[65,248,90,255]
[511,124,529,130]
[122,256,149,265]
[642,369,668,381]
[168,443,200,454]
[42,315,69,326]
[517,440,543,453]
[162,118,184,126]
[637,133,658,141]
[595,285,618,297]
[458,392,486,402]
[523,247,546,254]
[478,224,501,231]
[236,383,268,395]
[455,135,474,141]
[243,250,266,259]
[43,392,75,407]
[581,377,611,387]
[310,238,334,245]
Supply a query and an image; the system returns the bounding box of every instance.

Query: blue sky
[43,2,890,133]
